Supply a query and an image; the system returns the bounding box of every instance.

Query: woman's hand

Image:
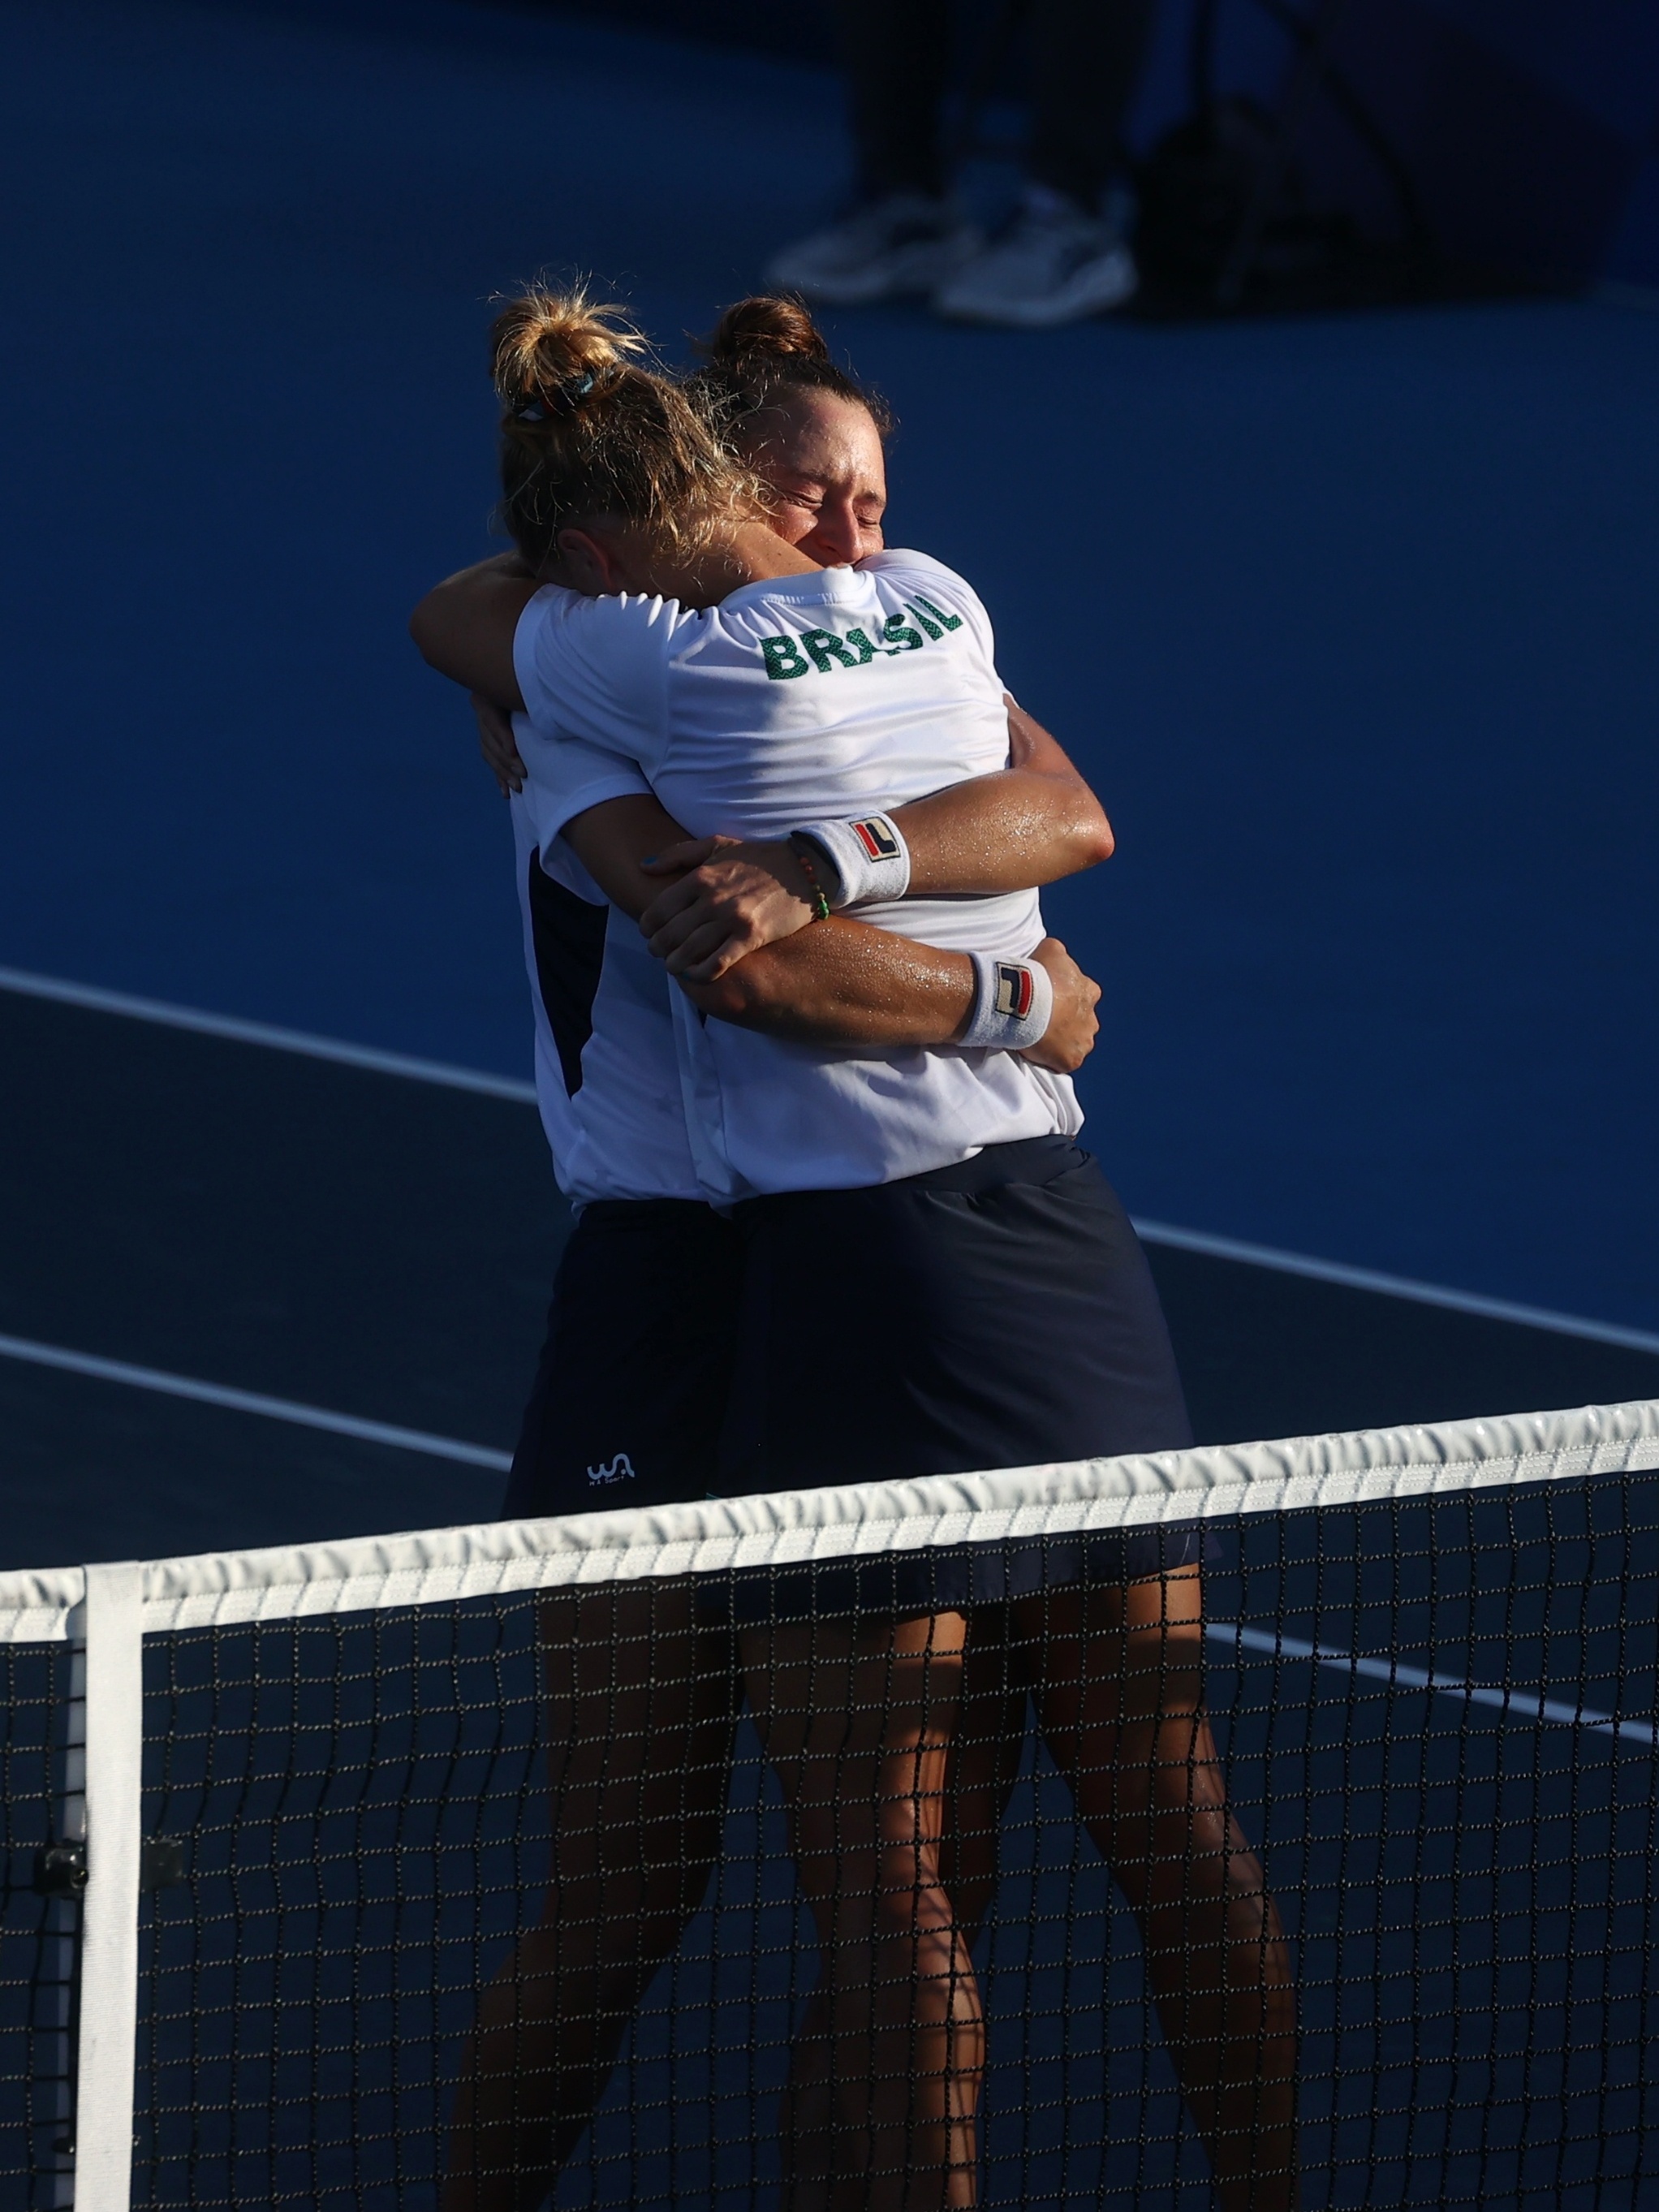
[472,693,524,796]
[637,838,820,981]
[1019,938,1101,1072]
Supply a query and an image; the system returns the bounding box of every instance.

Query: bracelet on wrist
[786,813,911,908]
[786,834,834,923]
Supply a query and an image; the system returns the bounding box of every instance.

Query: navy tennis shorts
[502,1141,1200,1610]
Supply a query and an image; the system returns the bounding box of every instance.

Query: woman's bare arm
[634,696,1112,979]
[562,794,1097,1070]
[897,698,1114,890]
[410,557,538,705]
[482,692,1110,875]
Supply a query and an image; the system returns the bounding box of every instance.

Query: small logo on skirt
[588,1453,637,1485]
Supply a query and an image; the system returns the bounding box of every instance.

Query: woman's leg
[938,1606,1028,1948]
[1013,1568,1299,2212]
[443,1586,739,2212]
[741,1609,982,2212]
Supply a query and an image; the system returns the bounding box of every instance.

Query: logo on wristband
[993,962,1034,1021]
[851,817,901,862]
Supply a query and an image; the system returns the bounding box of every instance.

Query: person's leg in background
[935,0,1159,326]
[1026,0,1158,212]
[842,0,952,201]
[765,1,982,305]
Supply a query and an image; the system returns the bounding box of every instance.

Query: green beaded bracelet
[788,834,834,924]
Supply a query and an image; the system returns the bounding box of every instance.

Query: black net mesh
[0,1638,75,2212]
[91,1467,1659,2210]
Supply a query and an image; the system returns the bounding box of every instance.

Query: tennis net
[2,1398,1656,2211]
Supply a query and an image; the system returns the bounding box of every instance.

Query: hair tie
[511,369,597,422]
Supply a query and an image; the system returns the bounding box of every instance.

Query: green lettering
[842,627,877,665]
[761,634,809,680]
[911,592,963,632]
[881,614,924,653]
[801,627,860,672]
[907,601,944,640]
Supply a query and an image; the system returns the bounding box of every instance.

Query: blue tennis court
[1,6,1657,2208]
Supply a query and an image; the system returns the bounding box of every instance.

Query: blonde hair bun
[489,282,761,569]
[707,295,830,366]
[490,282,647,413]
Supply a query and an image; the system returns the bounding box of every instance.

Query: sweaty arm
[414,556,1098,1063]
[415,558,1110,969]
[899,697,1114,892]
[563,793,1098,1072]
[636,696,1112,981]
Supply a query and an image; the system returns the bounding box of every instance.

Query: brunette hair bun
[707,295,830,367]
[690,295,893,445]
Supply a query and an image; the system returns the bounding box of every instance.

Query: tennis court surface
[5,2,1659,2202]
[7,970,1659,1573]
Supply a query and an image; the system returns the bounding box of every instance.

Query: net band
[3,1396,1654,1642]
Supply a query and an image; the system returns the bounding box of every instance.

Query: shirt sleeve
[512,584,674,776]
[512,714,653,860]
[508,788,608,903]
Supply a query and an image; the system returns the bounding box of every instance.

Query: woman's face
[742,388,887,567]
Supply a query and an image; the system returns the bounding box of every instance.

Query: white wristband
[790,813,911,908]
[961,952,1054,1052]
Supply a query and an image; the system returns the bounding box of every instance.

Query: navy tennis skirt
[504,1138,1199,1613]
[503,1197,744,1520]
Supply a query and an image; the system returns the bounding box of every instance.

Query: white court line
[0,965,537,1104]
[1208,1620,1656,1748]
[1135,1219,1659,1356]
[6,963,1659,1352]
[0,1332,513,1473]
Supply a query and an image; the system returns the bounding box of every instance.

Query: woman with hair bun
[417,287,1295,2212]
[433,286,1109,2212]
[475,292,892,800]
[688,295,894,568]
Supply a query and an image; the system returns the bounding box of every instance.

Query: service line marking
[0,1331,513,1473]
[1208,1619,1655,1748]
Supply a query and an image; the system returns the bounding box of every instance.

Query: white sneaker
[933,189,1138,327]
[765,193,982,306]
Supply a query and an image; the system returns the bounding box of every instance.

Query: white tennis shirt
[508,787,706,1204]
[513,550,1080,1202]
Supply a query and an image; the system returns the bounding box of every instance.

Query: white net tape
[4,1395,1657,1644]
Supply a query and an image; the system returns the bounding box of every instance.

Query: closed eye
[765,468,828,501]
